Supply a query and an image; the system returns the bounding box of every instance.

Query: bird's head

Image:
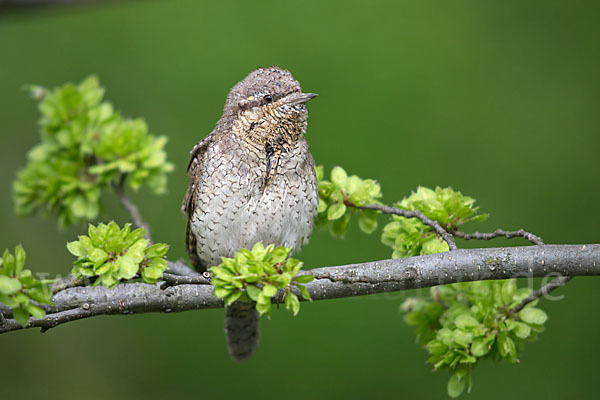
[222,67,317,145]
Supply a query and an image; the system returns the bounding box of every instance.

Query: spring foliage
[0,246,53,327]
[382,186,488,258]
[67,222,169,288]
[13,76,174,228]
[210,243,314,317]
[402,281,547,398]
[316,166,547,398]
[315,165,382,236]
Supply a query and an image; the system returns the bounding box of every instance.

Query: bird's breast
[190,138,318,267]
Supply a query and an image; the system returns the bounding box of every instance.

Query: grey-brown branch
[113,177,152,242]
[1,244,597,334]
[510,275,572,314]
[454,229,544,246]
[359,203,457,250]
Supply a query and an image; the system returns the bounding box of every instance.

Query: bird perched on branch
[182,66,319,360]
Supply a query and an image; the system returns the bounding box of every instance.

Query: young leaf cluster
[14,76,174,228]
[0,245,53,327]
[402,280,548,398]
[382,187,488,258]
[67,222,169,288]
[210,243,314,317]
[316,165,382,237]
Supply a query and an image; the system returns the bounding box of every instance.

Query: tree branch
[358,203,457,250]
[510,275,572,314]
[113,176,152,241]
[165,259,204,277]
[454,229,544,246]
[1,244,598,334]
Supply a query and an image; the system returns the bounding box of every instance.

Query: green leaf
[262,284,278,297]
[213,287,231,298]
[255,299,271,316]
[211,267,234,281]
[88,248,108,264]
[145,243,170,258]
[447,371,467,398]
[12,306,30,327]
[330,166,348,186]
[251,242,267,260]
[497,331,516,361]
[246,285,260,301]
[358,212,378,234]
[95,262,111,276]
[501,279,516,304]
[454,314,479,330]
[0,275,22,295]
[293,274,314,284]
[331,213,351,237]
[284,292,300,316]
[286,258,303,275]
[0,293,19,308]
[471,338,490,357]
[425,340,447,356]
[66,241,86,258]
[421,237,449,255]
[297,285,311,300]
[142,266,164,282]
[270,247,289,264]
[452,329,474,347]
[115,255,138,280]
[27,287,52,304]
[14,245,26,275]
[3,250,15,275]
[147,258,167,273]
[327,203,346,220]
[225,290,242,306]
[510,320,532,339]
[519,307,548,325]
[318,197,327,213]
[25,303,46,319]
[315,165,324,181]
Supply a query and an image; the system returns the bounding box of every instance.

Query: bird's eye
[263,94,273,103]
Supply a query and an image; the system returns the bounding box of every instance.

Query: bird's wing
[182,136,211,216]
[182,135,212,271]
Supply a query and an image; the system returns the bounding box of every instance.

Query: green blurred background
[1,0,599,398]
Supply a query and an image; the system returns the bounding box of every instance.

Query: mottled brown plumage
[182,67,318,360]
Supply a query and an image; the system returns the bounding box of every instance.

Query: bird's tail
[224,302,260,361]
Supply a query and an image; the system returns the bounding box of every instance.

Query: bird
[182,66,319,360]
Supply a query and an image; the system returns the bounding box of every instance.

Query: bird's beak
[284,92,318,106]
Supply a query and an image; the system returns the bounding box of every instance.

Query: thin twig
[113,174,152,242]
[510,276,572,314]
[358,203,457,251]
[161,272,211,286]
[454,229,544,246]
[166,260,203,277]
[51,276,88,294]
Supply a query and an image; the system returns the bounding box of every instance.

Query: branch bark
[359,203,457,250]
[454,229,544,246]
[510,275,572,314]
[113,176,152,242]
[1,244,598,334]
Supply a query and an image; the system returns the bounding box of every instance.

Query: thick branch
[1,244,598,334]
